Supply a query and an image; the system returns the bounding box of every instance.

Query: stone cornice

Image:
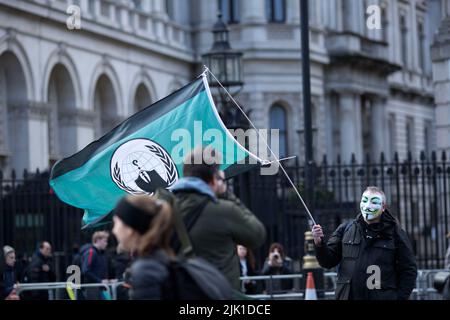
[8,101,51,119]
[58,108,97,126]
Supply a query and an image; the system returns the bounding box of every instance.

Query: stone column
[241,0,266,42]
[117,0,133,33]
[391,0,402,64]
[7,102,51,173]
[287,0,300,24]
[431,0,450,153]
[410,0,420,70]
[151,0,168,41]
[339,92,363,163]
[343,0,363,34]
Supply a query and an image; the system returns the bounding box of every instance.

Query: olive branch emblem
[112,143,178,195]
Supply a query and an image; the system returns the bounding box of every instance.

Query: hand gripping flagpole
[203,66,317,226]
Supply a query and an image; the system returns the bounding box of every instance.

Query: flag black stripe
[50,77,205,180]
[224,160,261,179]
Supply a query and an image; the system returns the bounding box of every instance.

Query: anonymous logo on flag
[111,139,178,195]
[110,139,178,195]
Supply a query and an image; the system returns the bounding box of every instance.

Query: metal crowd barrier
[239,269,448,300]
[239,272,338,300]
[412,269,443,300]
[15,282,125,300]
[11,269,447,300]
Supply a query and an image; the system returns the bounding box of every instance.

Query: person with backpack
[312,186,417,300]
[111,194,232,299]
[170,146,266,291]
[80,231,110,299]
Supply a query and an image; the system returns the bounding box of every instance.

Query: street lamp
[202,12,251,209]
[202,13,246,130]
[202,13,243,89]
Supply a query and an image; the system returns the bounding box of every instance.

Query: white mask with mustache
[360,191,384,221]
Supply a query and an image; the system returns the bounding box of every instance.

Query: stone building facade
[0,0,443,176]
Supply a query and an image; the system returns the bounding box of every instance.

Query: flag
[50,73,264,228]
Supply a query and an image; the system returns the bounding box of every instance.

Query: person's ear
[209,176,218,190]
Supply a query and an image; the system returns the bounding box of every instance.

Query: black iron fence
[1,151,449,277]
[234,151,450,270]
[0,170,85,280]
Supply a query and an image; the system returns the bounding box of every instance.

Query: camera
[273,253,280,260]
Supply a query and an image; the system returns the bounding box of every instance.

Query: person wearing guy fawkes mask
[311,186,417,300]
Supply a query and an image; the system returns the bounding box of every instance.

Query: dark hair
[182,146,222,183]
[246,248,257,271]
[123,195,174,257]
[237,245,257,270]
[269,243,285,259]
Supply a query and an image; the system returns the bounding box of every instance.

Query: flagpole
[203,66,317,226]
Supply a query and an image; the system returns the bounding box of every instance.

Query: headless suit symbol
[132,159,169,193]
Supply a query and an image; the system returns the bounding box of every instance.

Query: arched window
[134,83,152,112]
[269,104,288,158]
[93,74,118,137]
[47,64,77,161]
[0,51,29,174]
[218,0,240,24]
[266,0,286,23]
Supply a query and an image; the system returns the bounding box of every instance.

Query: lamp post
[202,12,251,223]
[300,0,323,298]
[201,13,246,130]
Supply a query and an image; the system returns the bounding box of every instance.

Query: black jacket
[239,259,260,294]
[261,259,293,293]
[315,211,417,300]
[0,263,17,299]
[24,251,56,283]
[128,250,170,300]
[22,251,56,300]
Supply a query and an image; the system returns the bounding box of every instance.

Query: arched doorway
[0,51,29,174]
[47,63,77,162]
[93,74,118,137]
[133,83,152,112]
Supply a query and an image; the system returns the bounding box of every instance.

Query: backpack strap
[154,188,209,259]
[172,198,209,258]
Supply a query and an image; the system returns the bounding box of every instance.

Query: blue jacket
[1,264,16,299]
[81,245,107,283]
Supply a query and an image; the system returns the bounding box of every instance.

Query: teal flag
[50,74,263,228]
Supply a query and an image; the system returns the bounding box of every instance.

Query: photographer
[261,243,293,294]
